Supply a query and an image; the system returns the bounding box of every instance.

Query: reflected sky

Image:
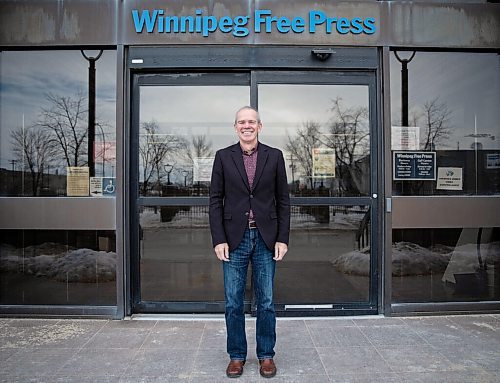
[0,50,117,169]
[390,51,500,150]
[2,49,499,172]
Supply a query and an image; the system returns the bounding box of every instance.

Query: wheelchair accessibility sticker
[90,177,116,197]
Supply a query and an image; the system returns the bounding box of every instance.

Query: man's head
[234,106,262,147]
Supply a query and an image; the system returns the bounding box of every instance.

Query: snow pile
[332,241,499,277]
[0,244,116,282]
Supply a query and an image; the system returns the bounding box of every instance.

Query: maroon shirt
[242,143,258,219]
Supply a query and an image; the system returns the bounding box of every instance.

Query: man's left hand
[274,242,288,261]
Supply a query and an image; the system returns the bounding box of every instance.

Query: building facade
[0,0,499,318]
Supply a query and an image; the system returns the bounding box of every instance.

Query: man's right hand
[214,243,230,262]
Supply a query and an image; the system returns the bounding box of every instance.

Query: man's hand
[214,243,230,262]
[274,242,288,261]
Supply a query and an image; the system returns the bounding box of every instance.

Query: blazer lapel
[252,144,269,191]
[230,144,250,191]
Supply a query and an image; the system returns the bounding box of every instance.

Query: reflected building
[0,1,499,318]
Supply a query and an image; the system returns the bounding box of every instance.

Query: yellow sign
[312,148,336,178]
[67,167,89,196]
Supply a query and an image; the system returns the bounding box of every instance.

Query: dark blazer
[209,142,291,251]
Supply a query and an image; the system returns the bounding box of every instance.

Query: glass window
[0,229,116,305]
[0,50,117,197]
[392,227,500,303]
[390,51,500,196]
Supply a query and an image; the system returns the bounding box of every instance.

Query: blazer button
[245,212,249,216]
[250,194,254,198]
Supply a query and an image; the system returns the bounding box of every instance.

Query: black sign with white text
[393,151,436,180]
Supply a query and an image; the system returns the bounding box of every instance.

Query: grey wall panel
[0,0,117,46]
[388,3,500,49]
[392,197,500,228]
[0,198,115,230]
[1,1,498,48]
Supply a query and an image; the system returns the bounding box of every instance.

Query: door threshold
[128,313,385,321]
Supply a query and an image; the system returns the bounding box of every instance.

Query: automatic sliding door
[132,73,250,311]
[257,73,377,312]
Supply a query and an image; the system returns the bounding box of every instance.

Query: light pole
[81,50,103,177]
[181,170,189,187]
[164,163,173,185]
[394,51,416,127]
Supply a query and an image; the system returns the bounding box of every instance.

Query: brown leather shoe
[259,358,277,378]
[226,359,245,378]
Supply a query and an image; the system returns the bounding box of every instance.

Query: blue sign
[393,152,436,181]
[132,9,376,37]
[102,177,116,196]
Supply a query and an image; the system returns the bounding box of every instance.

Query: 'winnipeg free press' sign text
[132,9,377,37]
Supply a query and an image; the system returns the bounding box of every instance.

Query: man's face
[234,108,262,145]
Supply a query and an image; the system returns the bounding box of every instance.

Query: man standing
[209,106,290,378]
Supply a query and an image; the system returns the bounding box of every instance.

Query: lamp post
[164,163,173,185]
[394,51,416,127]
[181,170,189,187]
[81,50,103,177]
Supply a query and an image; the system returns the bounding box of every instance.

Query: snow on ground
[332,241,499,277]
[0,243,116,282]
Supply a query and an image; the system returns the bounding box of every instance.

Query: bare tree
[139,120,187,195]
[420,97,452,150]
[10,126,58,196]
[286,121,322,190]
[325,97,369,195]
[185,134,213,162]
[37,92,88,168]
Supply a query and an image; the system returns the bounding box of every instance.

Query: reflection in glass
[139,205,371,304]
[139,205,229,302]
[390,51,500,195]
[259,84,370,197]
[138,85,249,197]
[0,50,117,197]
[392,228,500,302]
[0,229,116,305]
[276,205,371,304]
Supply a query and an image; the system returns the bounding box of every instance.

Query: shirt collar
[240,142,259,156]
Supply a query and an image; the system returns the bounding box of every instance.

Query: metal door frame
[127,46,382,316]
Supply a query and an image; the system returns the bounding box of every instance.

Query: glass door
[130,70,378,315]
[131,73,251,312]
[255,72,378,314]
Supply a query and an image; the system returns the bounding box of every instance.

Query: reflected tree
[185,134,213,162]
[139,120,186,195]
[37,92,88,167]
[325,97,369,196]
[420,97,452,150]
[10,126,58,196]
[286,121,322,190]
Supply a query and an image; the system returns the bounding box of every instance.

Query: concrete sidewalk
[0,314,499,382]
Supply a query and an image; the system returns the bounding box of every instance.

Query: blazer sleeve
[275,150,291,245]
[209,151,227,247]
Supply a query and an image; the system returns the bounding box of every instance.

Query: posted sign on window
[393,152,436,180]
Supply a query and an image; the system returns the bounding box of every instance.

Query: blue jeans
[223,228,276,361]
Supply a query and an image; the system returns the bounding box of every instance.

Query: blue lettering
[309,10,326,33]
[291,17,305,33]
[132,9,158,33]
[336,18,350,34]
[202,16,218,37]
[219,16,233,33]
[350,18,363,34]
[363,18,376,34]
[276,17,291,33]
[254,10,271,33]
[233,16,250,37]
